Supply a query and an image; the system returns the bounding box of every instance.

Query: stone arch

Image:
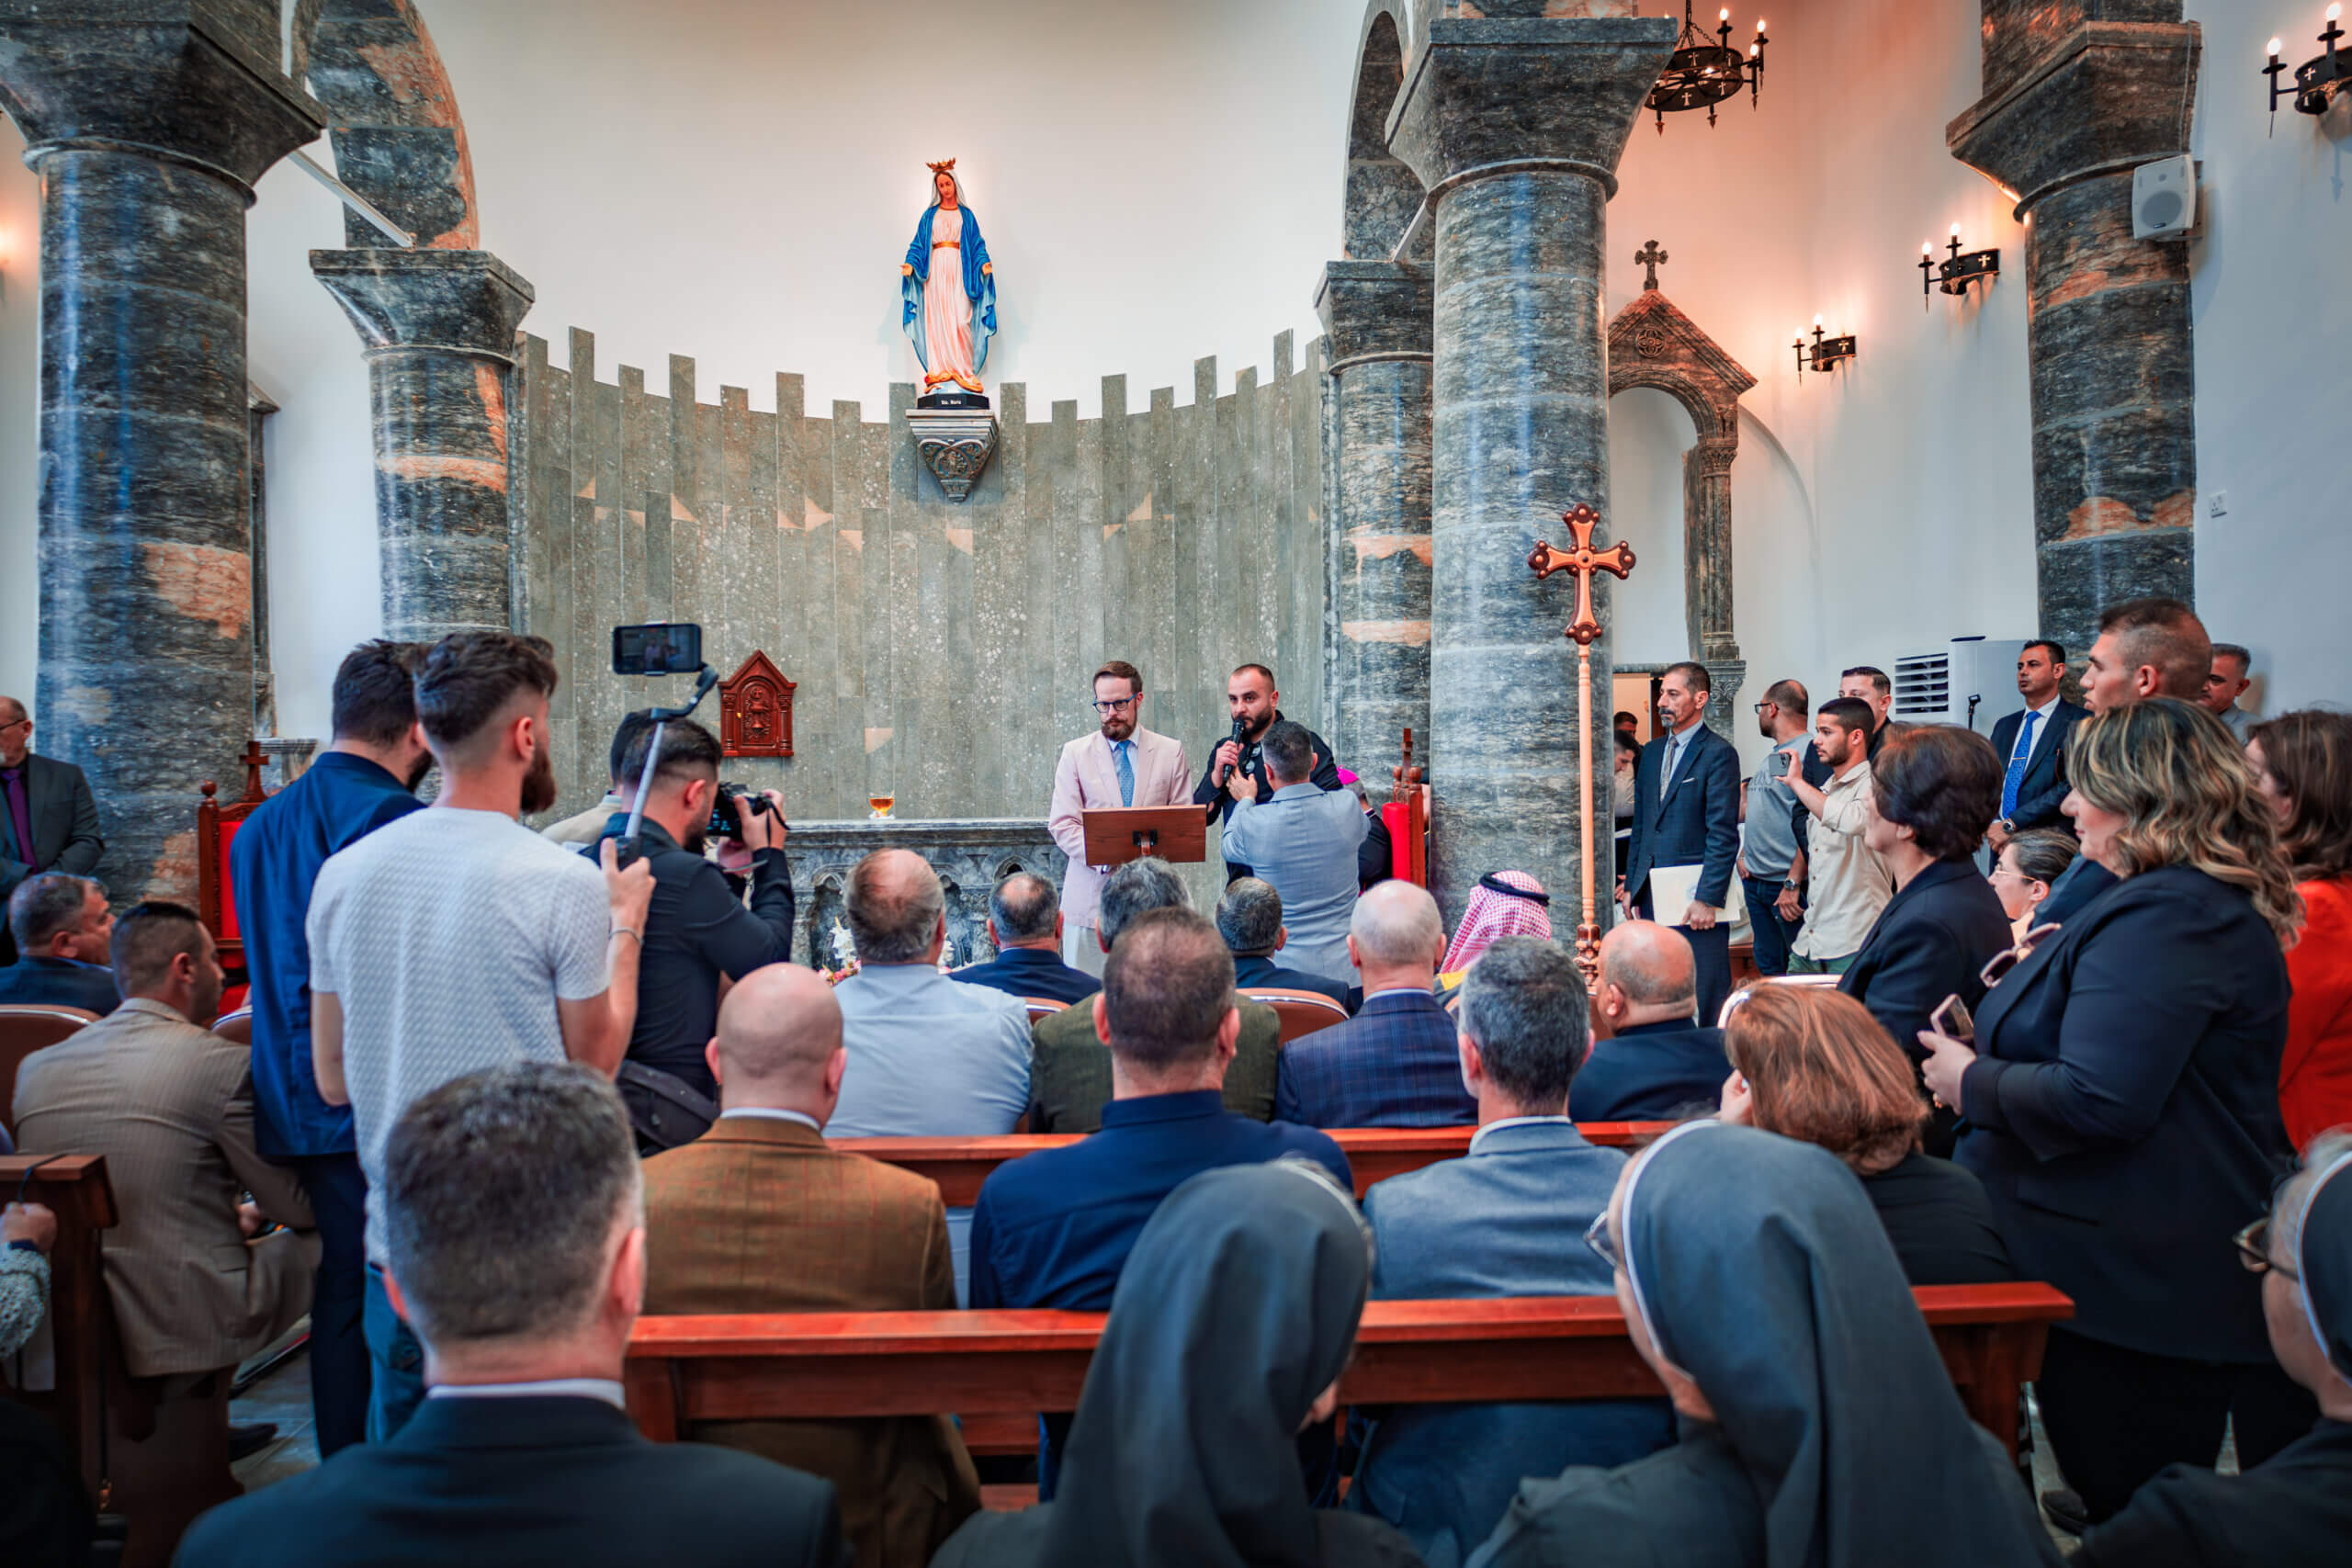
[1343,1,1425,259]
[293,0,479,248]
[1606,284,1756,733]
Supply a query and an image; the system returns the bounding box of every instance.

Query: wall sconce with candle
[2265,6,2350,126]
[1921,224,1999,304]
[1793,317,1857,382]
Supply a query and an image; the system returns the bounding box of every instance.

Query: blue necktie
[2000,709,2041,818]
[1114,741,1135,808]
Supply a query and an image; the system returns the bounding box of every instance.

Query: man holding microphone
[1194,664,1341,879]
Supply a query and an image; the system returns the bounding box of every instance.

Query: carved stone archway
[1607,282,1755,738]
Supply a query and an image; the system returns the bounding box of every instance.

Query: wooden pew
[0,1154,118,1501]
[831,1123,1674,1206]
[625,1282,2073,1465]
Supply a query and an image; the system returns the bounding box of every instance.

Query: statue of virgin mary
[899,159,997,397]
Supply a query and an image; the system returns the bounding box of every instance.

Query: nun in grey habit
[1467,1120,2059,1568]
[930,1158,1424,1568]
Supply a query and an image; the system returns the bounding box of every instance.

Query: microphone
[1221,716,1248,783]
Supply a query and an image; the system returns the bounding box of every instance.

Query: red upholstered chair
[195,742,272,981]
[0,1003,96,1139]
[1239,987,1351,1046]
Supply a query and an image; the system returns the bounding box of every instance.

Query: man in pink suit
[1047,660,1193,975]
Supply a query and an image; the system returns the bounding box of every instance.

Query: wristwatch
[1996,818,2015,836]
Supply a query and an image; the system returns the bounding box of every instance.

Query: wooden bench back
[625,1283,2072,1460]
[830,1123,1672,1206]
[0,1154,119,1495]
[0,1005,97,1139]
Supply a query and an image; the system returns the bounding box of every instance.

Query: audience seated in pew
[1438,873,1550,977]
[1277,883,1475,1129]
[0,1197,90,1568]
[1566,922,1727,1124]
[1219,876,1352,1011]
[1465,1120,2059,1568]
[825,848,1032,1303]
[13,903,317,1397]
[641,964,978,1568]
[176,1064,846,1568]
[1351,936,1673,1568]
[948,873,1100,1007]
[2072,1130,2352,1568]
[1026,859,1284,1133]
[0,873,119,1016]
[1719,986,2015,1287]
[968,906,1348,1496]
[934,1160,1422,1568]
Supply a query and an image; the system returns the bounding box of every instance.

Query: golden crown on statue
[925,157,957,175]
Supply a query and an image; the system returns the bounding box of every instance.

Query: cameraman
[592,718,794,1132]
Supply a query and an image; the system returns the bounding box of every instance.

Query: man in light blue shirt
[1217,720,1366,985]
[824,848,1032,1299]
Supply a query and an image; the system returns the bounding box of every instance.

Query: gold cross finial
[1527,504,1635,648]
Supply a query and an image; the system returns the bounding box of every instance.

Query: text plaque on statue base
[906,405,1000,502]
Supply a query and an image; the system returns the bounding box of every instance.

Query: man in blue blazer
[1569,921,1727,1123]
[949,872,1100,1006]
[1622,662,1742,1029]
[1986,640,2087,846]
[176,1064,846,1568]
[1276,881,1474,1128]
[1352,935,1674,1563]
[1216,877,1351,1010]
[0,874,120,1015]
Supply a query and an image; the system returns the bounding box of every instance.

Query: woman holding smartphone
[1918,699,2307,1535]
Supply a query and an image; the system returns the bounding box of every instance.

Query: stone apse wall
[509,330,1331,829]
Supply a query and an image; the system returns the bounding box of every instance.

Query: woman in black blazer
[1838,726,2015,1154]
[1919,699,2309,1529]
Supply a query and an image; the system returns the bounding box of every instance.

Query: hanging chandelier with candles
[1645,2,1769,132]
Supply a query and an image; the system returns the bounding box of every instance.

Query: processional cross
[1527,504,1636,983]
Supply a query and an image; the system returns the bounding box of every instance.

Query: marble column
[1387,11,1678,925]
[1317,261,1433,782]
[1949,8,2200,658]
[312,249,537,640]
[0,1,322,903]
[1687,434,1745,739]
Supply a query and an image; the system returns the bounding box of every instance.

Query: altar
[784,818,1063,970]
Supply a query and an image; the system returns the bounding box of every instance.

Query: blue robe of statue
[901,202,998,381]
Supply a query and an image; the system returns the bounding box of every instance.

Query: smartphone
[1930,992,1975,1043]
[612,622,703,677]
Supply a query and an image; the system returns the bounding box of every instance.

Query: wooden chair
[1714,973,1840,1028]
[1019,996,1068,1022]
[0,1004,96,1140]
[194,740,272,979]
[1239,987,1350,1044]
[209,1009,254,1046]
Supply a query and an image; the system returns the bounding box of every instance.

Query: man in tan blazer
[642,963,978,1568]
[13,901,315,1381]
[1046,659,1192,976]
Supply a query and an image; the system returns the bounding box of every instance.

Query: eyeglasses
[1751,701,1775,714]
[1091,696,1137,715]
[1583,1209,1623,1273]
[1980,921,2062,988]
[2234,1216,2298,1280]
[0,716,28,735]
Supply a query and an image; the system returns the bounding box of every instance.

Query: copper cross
[1635,239,1668,291]
[1527,504,1635,647]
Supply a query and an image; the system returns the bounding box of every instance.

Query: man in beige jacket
[15,900,316,1384]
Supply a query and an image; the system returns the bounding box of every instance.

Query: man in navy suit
[1621,661,1742,1029]
[1352,935,1673,1562]
[1986,640,2086,849]
[949,872,1100,1006]
[1275,881,1473,1128]
[1569,921,1727,1122]
[0,874,119,1015]
[176,1063,846,1568]
[1216,876,1350,1010]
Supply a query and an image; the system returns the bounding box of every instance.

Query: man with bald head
[1275,880,1474,1128]
[0,694,104,965]
[1567,920,1730,1123]
[642,965,978,1567]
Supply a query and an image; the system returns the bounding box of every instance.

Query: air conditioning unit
[1893,637,2030,735]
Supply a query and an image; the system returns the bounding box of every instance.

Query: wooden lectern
[1080,807,1208,868]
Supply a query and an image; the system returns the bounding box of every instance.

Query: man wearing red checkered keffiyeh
[1440,871,1553,974]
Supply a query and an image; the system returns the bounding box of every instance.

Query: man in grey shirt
[1217,721,1367,986]
[1736,680,1821,977]
[825,848,1032,1299]
[2199,643,2256,740]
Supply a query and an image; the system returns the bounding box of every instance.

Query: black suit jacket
[1840,859,2014,1063]
[0,752,103,897]
[0,957,119,1016]
[1568,1021,1730,1122]
[1233,952,1351,1010]
[1987,701,2087,832]
[175,1393,847,1568]
[952,945,1101,1006]
[1623,725,1740,909]
[1955,865,2294,1361]
[1193,712,1341,830]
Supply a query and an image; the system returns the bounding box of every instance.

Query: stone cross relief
[1527,504,1635,648]
[1635,239,1668,292]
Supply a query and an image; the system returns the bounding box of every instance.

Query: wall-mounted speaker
[2132,154,2198,241]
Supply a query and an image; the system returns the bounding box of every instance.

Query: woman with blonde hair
[1719,986,2012,1286]
[1917,697,2307,1533]
[2247,710,2352,1148]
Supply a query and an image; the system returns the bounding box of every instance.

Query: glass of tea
[868,795,895,820]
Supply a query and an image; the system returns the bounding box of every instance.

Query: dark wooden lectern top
[1080,807,1207,867]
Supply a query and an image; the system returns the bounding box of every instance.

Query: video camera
[708,781,785,842]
